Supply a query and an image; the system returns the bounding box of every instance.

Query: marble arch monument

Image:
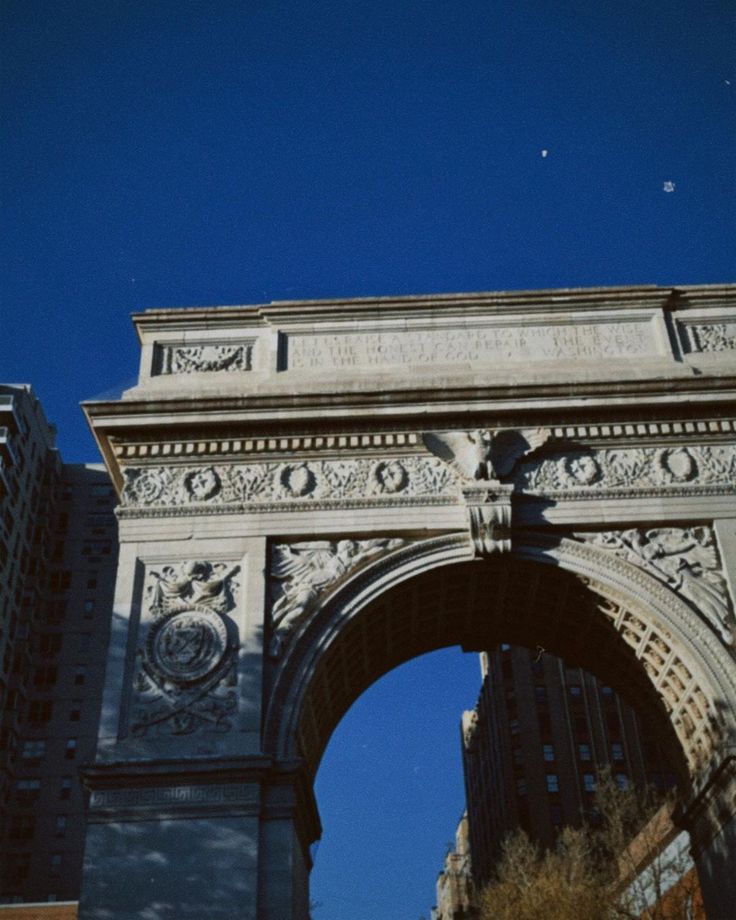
[79,285,736,919]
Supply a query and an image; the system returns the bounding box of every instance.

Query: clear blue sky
[2,2,734,917]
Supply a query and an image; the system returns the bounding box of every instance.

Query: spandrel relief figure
[268,539,405,657]
[585,528,734,645]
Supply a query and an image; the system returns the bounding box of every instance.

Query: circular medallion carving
[184,467,221,501]
[656,448,696,483]
[280,463,316,497]
[372,460,408,493]
[147,608,228,684]
[563,454,600,485]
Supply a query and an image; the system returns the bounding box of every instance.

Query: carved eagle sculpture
[422,428,551,481]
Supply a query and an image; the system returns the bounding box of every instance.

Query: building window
[69,701,82,721]
[50,854,62,876]
[15,779,41,802]
[33,665,58,687]
[568,684,582,698]
[512,746,524,767]
[59,777,72,800]
[55,816,67,836]
[542,744,555,762]
[546,774,559,793]
[508,719,520,736]
[615,773,629,790]
[601,685,614,700]
[86,576,98,590]
[83,599,95,617]
[21,738,46,760]
[65,738,77,759]
[611,742,624,762]
[516,778,528,796]
[500,643,511,652]
[582,773,596,793]
[578,743,591,762]
[74,666,87,686]
[534,686,548,705]
[27,700,53,723]
[9,815,36,840]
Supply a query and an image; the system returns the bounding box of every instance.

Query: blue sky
[2,2,734,917]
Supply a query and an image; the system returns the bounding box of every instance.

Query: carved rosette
[130,561,240,737]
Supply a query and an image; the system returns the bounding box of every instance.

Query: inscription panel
[285,318,661,370]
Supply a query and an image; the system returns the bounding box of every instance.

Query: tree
[478,772,701,920]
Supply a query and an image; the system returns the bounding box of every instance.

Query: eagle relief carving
[423,428,551,555]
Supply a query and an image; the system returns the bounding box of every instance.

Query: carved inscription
[130,561,241,737]
[156,342,254,374]
[268,539,406,657]
[286,321,657,370]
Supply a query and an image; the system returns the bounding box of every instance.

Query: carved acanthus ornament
[423,428,551,556]
[157,342,254,374]
[131,561,241,736]
[516,444,736,495]
[268,539,406,658]
[684,323,736,354]
[118,442,736,518]
[575,528,735,646]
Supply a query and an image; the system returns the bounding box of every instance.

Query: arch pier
[79,286,736,918]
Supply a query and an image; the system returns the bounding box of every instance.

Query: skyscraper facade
[461,645,675,888]
[0,386,118,905]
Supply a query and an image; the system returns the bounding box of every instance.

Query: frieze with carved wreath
[129,560,241,737]
[119,442,736,512]
[515,444,736,494]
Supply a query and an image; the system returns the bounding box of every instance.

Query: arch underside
[268,540,734,792]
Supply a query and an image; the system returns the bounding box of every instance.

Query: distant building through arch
[79,285,736,919]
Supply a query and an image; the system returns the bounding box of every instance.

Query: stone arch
[265,532,736,792]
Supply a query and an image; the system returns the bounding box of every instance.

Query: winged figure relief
[422,428,551,481]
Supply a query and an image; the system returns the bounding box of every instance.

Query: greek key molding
[129,561,241,738]
[89,782,258,818]
[155,341,255,374]
[268,538,407,657]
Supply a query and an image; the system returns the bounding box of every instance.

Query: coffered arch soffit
[264,533,736,789]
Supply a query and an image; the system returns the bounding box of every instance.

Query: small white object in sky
[541,149,548,158]
[663,181,675,193]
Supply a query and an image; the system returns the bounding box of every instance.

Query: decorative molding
[516,444,736,495]
[111,420,736,463]
[130,561,241,737]
[89,783,256,810]
[574,528,735,646]
[463,484,513,555]
[268,538,407,657]
[121,457,460,509]
[155,341,254,374]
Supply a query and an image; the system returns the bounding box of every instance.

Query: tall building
[461,645,676,889]
[0,386,118,905]
[430,813,476,920]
